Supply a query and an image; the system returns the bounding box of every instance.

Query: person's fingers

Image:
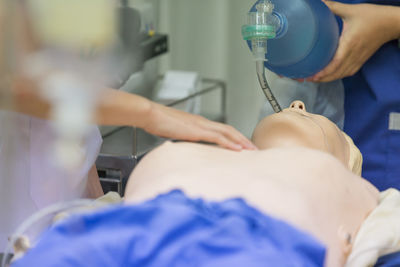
[343,57,362,77]
[201,130,243,151]
[313,51,344,81]
[311,56,343,82]
[317,39,362,82]
[323,0,352,18]
[311,30,351,82]
[195,122,247,150]
[316,55,349,82]
[154,105,256,151]
[182,113,254,150]
[309,2,356,82]
[189,128,246,151]
[212,123,257,150]
[316,62,348,82]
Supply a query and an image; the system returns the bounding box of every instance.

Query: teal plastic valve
[242,0,282,113]
[242,0,278,61]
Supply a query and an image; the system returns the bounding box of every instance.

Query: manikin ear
[343,133,363,176]
[338,225,353,256]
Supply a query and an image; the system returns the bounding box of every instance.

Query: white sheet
[346,189,400,267]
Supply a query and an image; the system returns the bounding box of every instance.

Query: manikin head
[252,101,362,175]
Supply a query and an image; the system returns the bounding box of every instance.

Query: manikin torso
[125,102,380,267]
[126,142,378,267]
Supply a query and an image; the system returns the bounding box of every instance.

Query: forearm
[95,88,153,128]
[9,79,153,128]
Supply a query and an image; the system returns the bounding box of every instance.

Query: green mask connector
[242,0,282,113]
[242,0,279,61]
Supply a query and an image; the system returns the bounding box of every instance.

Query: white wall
[157,0,267,137]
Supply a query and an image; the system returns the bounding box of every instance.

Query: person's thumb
[323,0,351,18]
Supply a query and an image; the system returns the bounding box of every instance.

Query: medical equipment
[242,0,340,112]
[242,0,281,113]
[1,199,101,267]
[244,0,339,78]
[113,0,168,91]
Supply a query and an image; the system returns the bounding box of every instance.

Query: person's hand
[308,2,400,82]
[143,103,257,151]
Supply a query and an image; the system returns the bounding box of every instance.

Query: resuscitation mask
[242,0,339,112]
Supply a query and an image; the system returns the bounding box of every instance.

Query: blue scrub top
[338,0,400,190]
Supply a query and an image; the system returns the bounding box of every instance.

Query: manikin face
[252,101,350,168]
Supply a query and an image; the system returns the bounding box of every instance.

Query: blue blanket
[375,252,400,267]
[13,190,326,267]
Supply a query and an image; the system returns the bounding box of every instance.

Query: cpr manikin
[252,100,362,175]
[125,101,378,267]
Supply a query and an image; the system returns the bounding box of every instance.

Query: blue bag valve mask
[242,0,339,113]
